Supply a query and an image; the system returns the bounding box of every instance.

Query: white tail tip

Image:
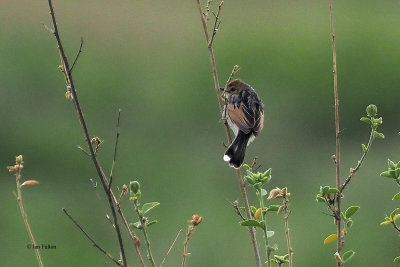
[223,155,231,162]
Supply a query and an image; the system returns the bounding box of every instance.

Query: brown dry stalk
[9,156,44,267]
[328,0,342,265]
[195,1,261,266]
[182,225,195,267]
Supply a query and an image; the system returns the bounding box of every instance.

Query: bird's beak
[220,87,225,92]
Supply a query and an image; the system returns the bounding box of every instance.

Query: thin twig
[232,199,246,221]
[9,156,44,267]
[69,37,84,73]
[62,208,123,267]
[109,109,121,192]
[195,1,261,266]
[160,229,183,267]
[208,2,223,48]
[46,1,127,265]
[77,145,91,156]
[328,0,342,265]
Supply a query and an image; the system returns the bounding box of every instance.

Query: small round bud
[130,181,140,194]
[366,104,377,117]
[189,214,203,226]
[16,155,23,164]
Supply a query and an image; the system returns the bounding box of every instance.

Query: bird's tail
[223,131,251,169]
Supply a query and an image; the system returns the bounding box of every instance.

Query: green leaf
[360,117,371,124]
[240,219,261,227]
[394,256,400,263]
[246,169,255,177]
[263,168,272,177]
[253,182,262,189]
[372,117,383,127]
[361,144,367,152]
[260,175,272,184]
[142,202,160,214]
[342,250,355,263]
[373,131,385,139]
[261,189,268,196]
[242,164,251,170]
[328,187,340,194]
[244,175,255,185]
[345,206,360,218]
[389,159,397,170]
[316,195,326,203]
[392,192,400,200]
[346,219,353,228]
[380,170,394,178]
[129,221,142,229]
[267,244,278,254]
[251,206,257,216]
[320,186,330,196]
[267,231,275,238]
[390,208,399,219]
[266,205,280,212]
[147,220,158,227]
[273,254,289,263]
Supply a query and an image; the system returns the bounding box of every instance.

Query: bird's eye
[230,88,235,92]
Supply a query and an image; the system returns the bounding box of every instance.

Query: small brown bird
[222,79,264,168]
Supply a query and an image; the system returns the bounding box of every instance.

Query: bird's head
[223,79,249,96]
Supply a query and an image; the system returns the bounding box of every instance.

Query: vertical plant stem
[133,200,156,267]
[46,1,127,265]
[15,167,44,267]
[195,1,261,266]
[328,0,342,265]
[182,226,194,267]
[283,196,293,267]
[257,189,271,267]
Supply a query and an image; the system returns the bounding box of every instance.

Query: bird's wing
[227,102,254,134]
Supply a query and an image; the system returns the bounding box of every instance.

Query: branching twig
[8,156,44,267]
[46,1,127,265]
[62,208,123,267]
[232,199,246,221]
[109,109,121,192]
[195,1,261,266]
[208,2,223,48]
[160,229,183,267]
[328,0,342,264]
[70,37,84,73]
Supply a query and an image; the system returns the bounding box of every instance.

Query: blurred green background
[1,0,399,266]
